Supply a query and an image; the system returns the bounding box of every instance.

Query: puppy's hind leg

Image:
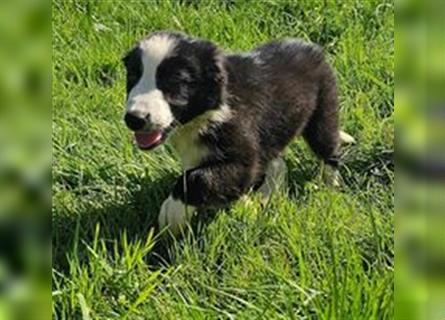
[320,161,341,187]
[303,68,343,187]
[257,157,288,199]
[317,131,355,186]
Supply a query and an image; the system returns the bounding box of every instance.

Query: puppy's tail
[339,130,356,145]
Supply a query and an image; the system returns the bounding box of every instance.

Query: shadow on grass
[52,164,308,276]
[53,143,393,276]
[53,169,231,275]
[52,172,179,273]
[342,145,394,188]
[285,142,394,197]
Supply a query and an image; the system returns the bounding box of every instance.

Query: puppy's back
[252,39,325,73]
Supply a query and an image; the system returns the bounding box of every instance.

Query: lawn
[52,0,394,319]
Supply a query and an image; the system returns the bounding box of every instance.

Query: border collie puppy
[122,31,354,234]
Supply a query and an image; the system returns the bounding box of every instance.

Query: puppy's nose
[124,112,147,131]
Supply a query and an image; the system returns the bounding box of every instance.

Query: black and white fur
[122,31,354,234]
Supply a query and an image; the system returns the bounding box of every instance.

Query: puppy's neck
[169,104,232,169]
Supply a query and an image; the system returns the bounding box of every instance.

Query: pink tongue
[134,131,163,149]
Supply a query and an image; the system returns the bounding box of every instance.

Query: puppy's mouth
[134,130,167,150]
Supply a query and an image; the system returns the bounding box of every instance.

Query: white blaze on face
[125,34,176,129]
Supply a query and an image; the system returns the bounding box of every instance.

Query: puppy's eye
[178,70,192,81]
[170,71,193,85]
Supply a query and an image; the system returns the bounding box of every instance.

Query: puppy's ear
[198,41,226,82]
[195,40,227,108]
[212,54,228,87]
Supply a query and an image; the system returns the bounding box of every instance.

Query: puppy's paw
[321,164,341,187]
[158,195,196,236]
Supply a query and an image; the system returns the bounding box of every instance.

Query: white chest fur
[169,123,209,170]
[168,105,232,170]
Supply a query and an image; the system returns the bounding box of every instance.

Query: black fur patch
[122,47,143,97]
[156,38,226,124]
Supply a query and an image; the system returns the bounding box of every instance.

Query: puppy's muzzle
[124,112,151,131]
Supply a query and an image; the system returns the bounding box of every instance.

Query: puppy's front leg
[158,194,196,235]
[158,161,255,234]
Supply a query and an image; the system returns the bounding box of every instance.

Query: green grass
[52,1,394,319]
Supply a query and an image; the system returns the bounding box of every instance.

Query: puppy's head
[122,31,226,150]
